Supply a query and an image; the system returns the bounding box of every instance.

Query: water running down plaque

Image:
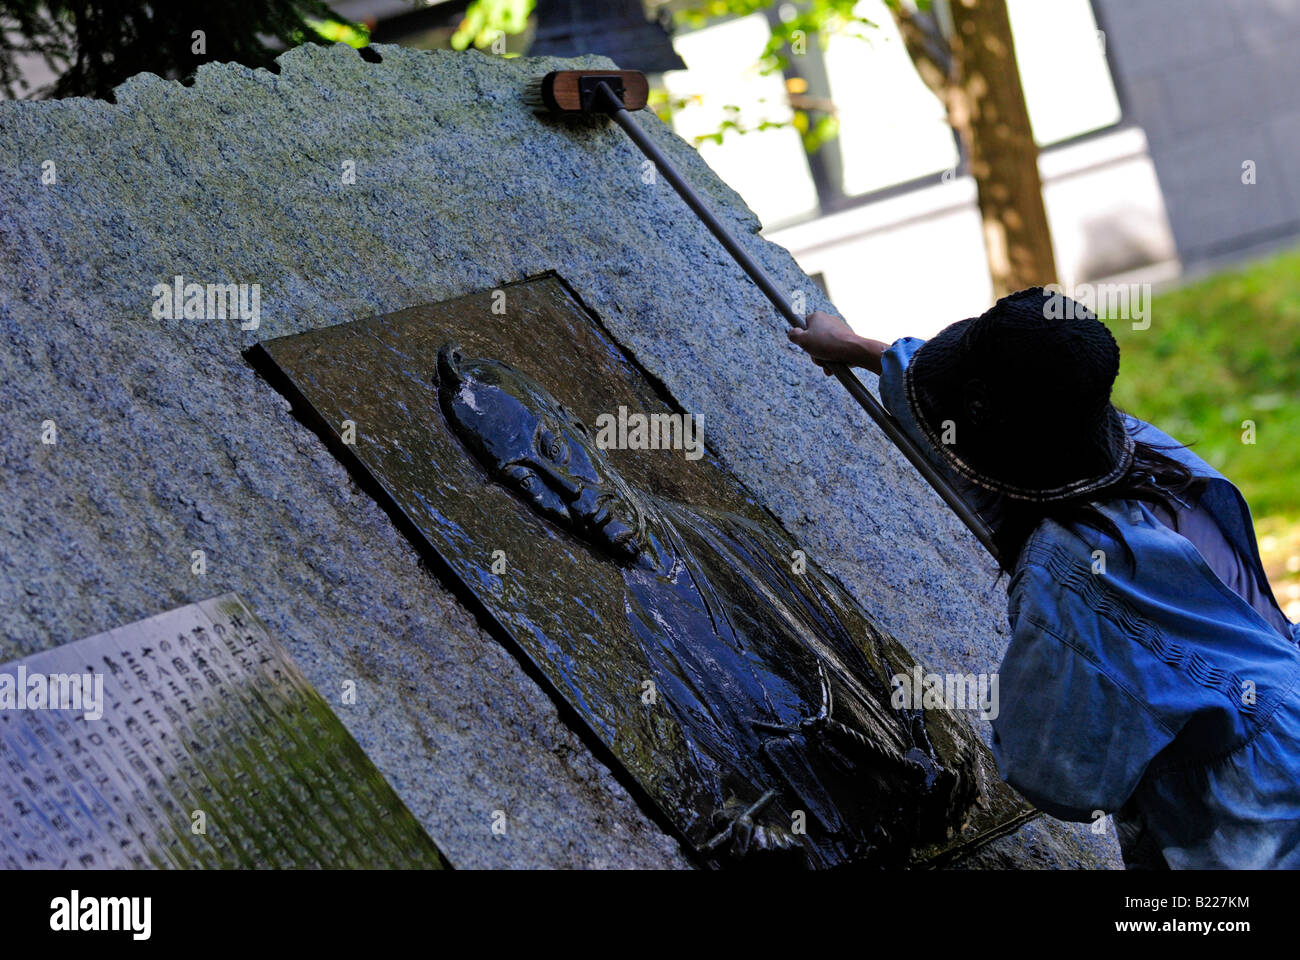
[0,594,448,869]
[251,273,1035,868]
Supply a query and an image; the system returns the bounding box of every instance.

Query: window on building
[664,0,1123,226]
[1006,0,1121,146]
[663,13,819,228]
[825,0,958,198]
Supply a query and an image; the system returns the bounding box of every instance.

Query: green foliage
[441,0,886,154]
[792,107,838,152]
[451,0,534,51]
[666,0,918,153]
[677,0,882,75]
[0,0,360,100]
[305,17,370,48]
[1108,248,1300,520]
[694,101,785,144]
[679,98,839,152]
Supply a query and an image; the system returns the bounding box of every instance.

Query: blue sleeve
[877,336,985,507]
[991,560,1179,821]
[877,337,927,433]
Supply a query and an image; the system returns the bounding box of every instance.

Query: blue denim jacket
[880,337,1300,869]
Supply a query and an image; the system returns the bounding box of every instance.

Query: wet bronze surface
[0,594,448,869]
[253,274,1032,867]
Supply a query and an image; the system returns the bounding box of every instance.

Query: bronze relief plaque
[252,274,1033,868]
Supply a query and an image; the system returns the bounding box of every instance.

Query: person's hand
[786,311,886,376]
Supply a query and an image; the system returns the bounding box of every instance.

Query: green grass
[1108,248,1300,521]
[1104,248,1300,618]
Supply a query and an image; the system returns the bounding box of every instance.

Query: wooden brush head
[538,70,649,114]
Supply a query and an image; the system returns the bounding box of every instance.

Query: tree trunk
[894,0,1058,298]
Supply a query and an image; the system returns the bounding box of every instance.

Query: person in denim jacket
[787,287,1300,869]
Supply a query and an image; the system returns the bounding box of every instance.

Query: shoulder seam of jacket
[1023,539,1264,722]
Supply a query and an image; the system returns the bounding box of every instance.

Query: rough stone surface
[0,42,1119,867]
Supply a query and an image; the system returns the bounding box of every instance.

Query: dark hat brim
[902,330,1136,503]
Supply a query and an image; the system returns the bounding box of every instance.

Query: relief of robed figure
[436,341,985,866]
[253,276,1028,868]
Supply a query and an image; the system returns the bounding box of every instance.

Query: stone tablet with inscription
[252,274,1035,868]
[0,594,448,869]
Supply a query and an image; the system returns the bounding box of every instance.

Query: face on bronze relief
[255,276,1031,869]
[438,342,647,564]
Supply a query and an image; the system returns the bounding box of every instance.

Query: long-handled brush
[529,69,999,564]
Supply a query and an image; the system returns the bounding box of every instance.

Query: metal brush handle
[595,82,1000,564]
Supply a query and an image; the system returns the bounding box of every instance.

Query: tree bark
[894,0,1057,298]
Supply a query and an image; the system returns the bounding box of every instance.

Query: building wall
[1096,0,1300,270]
[664,2,1179,340]
[769,127,1178,343]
